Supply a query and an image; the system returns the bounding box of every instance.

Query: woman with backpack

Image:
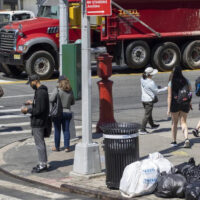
[140,67,168,135]
[50,75,75,152]
[167,66,192,148]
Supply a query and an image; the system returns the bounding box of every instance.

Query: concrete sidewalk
[1,117,200,200]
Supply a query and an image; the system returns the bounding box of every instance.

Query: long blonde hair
[59,78,72,92]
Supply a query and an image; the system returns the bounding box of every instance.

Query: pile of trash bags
[120,152,200,199]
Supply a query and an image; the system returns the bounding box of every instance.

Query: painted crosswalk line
[0,180,67,199]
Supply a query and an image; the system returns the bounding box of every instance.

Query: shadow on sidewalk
[140,137,200,160]
[48,159,74,171]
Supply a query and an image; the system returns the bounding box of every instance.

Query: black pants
[141,102,154,131]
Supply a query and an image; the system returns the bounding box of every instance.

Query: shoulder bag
[50,88,63,120]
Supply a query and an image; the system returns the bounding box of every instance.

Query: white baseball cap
[145,67,158,76]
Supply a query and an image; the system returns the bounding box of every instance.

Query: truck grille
[0,29,16,52]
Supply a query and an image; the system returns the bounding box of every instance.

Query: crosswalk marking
[0,109,21,113]
[0,122,29,127]
[0,180,67,199]
[0,114,28,119]
[0,194,22,200]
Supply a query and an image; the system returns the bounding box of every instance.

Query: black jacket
[28,85,49,128]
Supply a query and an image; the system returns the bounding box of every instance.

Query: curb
[60,183,127,200]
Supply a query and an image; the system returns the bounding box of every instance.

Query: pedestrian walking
[167,66,192,148]
[140,67,167,135]
[21,74,49,173]
[50,75,75,152]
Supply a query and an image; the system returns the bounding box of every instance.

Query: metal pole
[59,0,69,76]
[18,0,21,10]
[73,0,101,175]
[0,0,3,10]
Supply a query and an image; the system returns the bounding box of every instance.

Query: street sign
[86,0,112,16]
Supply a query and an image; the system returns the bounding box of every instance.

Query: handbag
[44,116,52,138]
[50,88,63,120]
[0,86,4,97]
[152,95,158,104]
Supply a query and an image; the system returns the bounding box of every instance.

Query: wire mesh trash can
[101,123,140,189]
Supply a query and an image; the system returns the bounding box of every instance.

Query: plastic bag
[155,172,187,198]
[185,181,200,200]
[174,158,200,183]
[149,152,173,173]
[120,159,159,198]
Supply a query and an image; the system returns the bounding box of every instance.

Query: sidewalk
[0,117,200,200]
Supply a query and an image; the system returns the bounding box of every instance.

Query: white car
[0,10,35,28]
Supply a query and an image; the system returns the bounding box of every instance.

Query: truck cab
[0,0,82,79]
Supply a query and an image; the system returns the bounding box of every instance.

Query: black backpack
[174,84,192,105]
[50,89,63,120]
[195,77,200,96]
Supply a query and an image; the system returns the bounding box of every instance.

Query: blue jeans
[53,112,72,149]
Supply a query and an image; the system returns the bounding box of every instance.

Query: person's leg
[171,112,179,143]
[141,103,153,131]
[62,112,72,150]
[32,127,48,167]
[180,111,190,148]
[180,111,189,140]
[196,120,200,130]
[53,119,61,150]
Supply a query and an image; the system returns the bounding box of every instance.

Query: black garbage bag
[174,158,200,183]
[174,158,195,175]
[185,181,200,200]
[155,172,187,198]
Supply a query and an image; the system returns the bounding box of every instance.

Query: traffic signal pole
[73,0,101,175]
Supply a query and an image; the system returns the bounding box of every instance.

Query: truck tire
[26,50,54,79]
[182,40,200,69]
[125,40,150,69]
[153,42,181,71]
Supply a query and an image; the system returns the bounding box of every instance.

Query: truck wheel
[26,50,54,79]
[182,40,200,69]
[153,42,181,71]
[126,40,150,69]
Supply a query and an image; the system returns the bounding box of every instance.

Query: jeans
[141,102,154,131]
[32,127,47,164]
[53,112,72,149]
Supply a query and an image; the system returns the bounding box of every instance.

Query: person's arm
[151,81,168,94]
[167,85,172,116]
[71,90,75,105]
[49,88,57,103]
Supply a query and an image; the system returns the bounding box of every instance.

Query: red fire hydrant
[96,53,116,132]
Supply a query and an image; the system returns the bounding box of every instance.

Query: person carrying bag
[50,75,75,152]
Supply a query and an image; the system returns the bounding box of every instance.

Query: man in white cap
[140,67,167,134]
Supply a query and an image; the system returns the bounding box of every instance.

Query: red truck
[0,0,200,78]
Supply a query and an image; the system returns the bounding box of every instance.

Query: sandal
[52,147,60,151]
[65,148,70,152]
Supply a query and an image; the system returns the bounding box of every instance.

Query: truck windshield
[0,14,10,23]
[37,6,59,19]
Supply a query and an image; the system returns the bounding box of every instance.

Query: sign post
[73,0,102,175]
[86,0,112,16]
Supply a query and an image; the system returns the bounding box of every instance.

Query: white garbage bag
[120,159,159,198]
[148,152,173,174]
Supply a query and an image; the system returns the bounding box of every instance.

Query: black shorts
[170,101,190,113]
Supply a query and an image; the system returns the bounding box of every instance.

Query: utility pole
[59,0,69,75]
[73,0,101,174]
[18,0,21,10]
[0,0,3,10]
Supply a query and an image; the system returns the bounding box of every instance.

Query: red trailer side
[102,0,200,71]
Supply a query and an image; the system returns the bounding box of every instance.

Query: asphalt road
[0,67,200,199]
